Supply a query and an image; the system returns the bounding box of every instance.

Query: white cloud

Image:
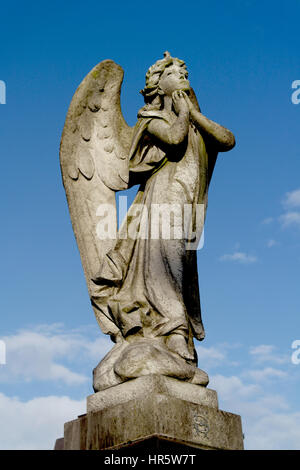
[246,411,300,450]
[219,251,257,264]
[262,217,274,225]
[1,324,112,385]
[196,343,241,368]
[196,345,226,368]
[249,344,289,365]
[0,392,85,450]
[244,367,287,382]
[208,343,300,449]
[262,189,300,231]
[210,374,261,399]
[211,374,288,418]
[279,211,300,228]
[250,344,275,357]
[267,239,278,248]
[0,324,113,449]
[278,189,300,229]
[209,373,300,449]
[283,189,300,209]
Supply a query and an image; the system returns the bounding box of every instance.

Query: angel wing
[60,60,134,337]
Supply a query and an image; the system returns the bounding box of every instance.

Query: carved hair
[140,51,187,108]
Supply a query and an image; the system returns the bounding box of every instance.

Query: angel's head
[141,52,190,107]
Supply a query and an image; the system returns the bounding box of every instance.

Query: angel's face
[159,63,190,97]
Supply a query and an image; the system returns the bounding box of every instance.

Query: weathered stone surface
[53,437,64,450]
[64,377,243,451]
[58,53,242,454]
[60,53,236,390]
[87,374,218,413]
[64,414,87,451]
[64,395,243,451]
[93,343,209,391]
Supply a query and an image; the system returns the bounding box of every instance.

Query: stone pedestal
[61,375,243,451]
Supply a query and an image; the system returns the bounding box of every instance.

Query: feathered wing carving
[60,60,134,337]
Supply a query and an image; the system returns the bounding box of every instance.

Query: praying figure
[60,52,235,391]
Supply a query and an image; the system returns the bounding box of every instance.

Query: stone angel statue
[60,52,235,391]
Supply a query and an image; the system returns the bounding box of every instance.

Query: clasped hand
[172,90,194,116]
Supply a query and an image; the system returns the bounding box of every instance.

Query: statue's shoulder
[129,108,171,153]
[129,109,170,162]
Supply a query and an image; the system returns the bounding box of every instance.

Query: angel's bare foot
[166,334,194,360]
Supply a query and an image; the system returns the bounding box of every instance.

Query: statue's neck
[163,95,173,113]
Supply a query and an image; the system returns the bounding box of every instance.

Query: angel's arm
[147,91,189,146]
[185,93,235,151]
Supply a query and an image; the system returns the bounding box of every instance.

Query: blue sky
[0,0,300,449]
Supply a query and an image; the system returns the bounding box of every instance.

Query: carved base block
[62,375,244,451]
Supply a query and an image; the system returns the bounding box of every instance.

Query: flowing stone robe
[92,108,218,349]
